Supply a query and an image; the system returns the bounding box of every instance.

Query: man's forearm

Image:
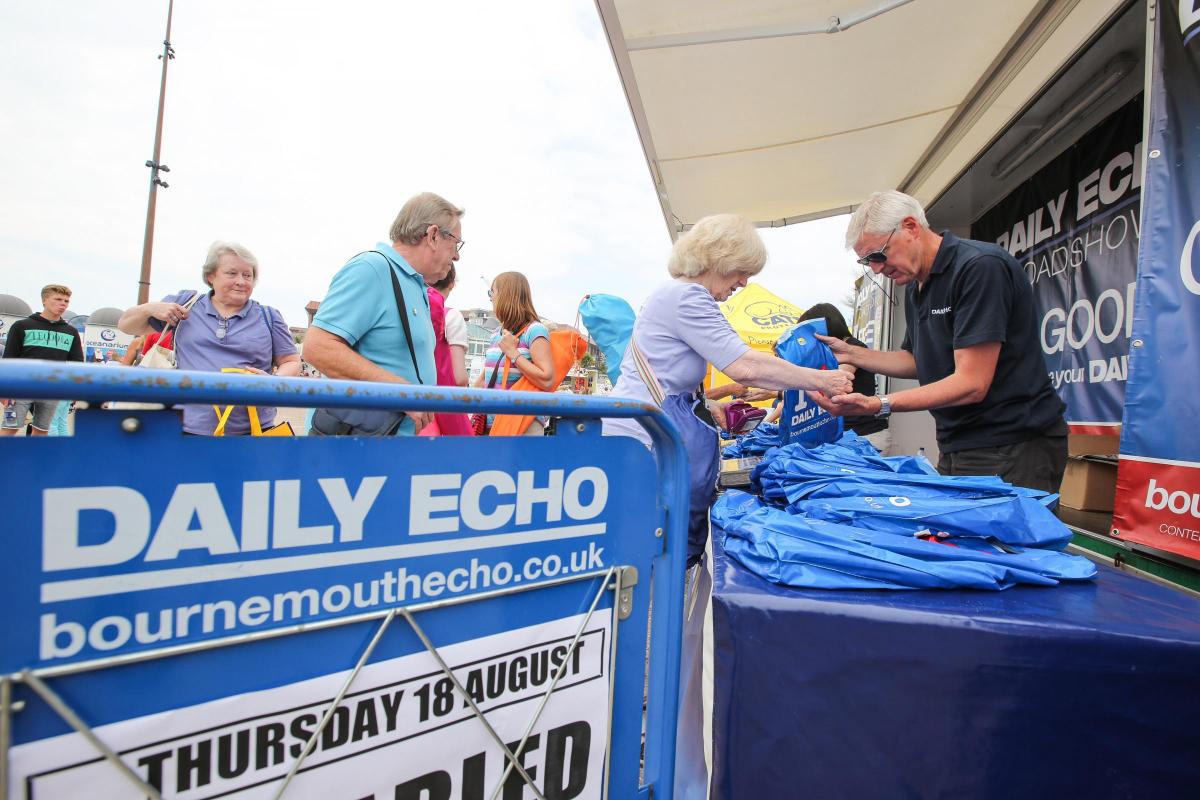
[845,345,917,379]
[304,328,407,384]
[890,372,985,413]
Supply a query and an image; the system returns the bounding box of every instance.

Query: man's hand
[407,411,434,432]
[806,391,880,417]
[815,334,854,365]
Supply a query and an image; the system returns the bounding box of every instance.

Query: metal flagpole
[137,0,175,305]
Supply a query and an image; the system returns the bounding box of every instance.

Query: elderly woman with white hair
[604,213,851,800]
[605,214,850,563]
[119,241,301,435]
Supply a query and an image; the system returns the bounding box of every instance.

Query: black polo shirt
[901,232,1065,453]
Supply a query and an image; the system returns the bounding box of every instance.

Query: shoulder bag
[139,290,203,370]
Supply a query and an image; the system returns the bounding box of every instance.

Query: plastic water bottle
[3,404,16,427]
[918,447,927,460]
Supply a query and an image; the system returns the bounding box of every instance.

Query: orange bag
[489,329,588,436]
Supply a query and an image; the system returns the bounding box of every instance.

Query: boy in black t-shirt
[1,284,84,436]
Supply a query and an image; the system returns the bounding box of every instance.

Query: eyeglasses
[216,318,228,340]
[440,229,465,252]
[856,227,897,267]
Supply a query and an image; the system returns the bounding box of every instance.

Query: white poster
[82,323,134,364]
[11,613,611,799]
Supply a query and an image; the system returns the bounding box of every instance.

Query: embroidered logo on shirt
[930,306,952,315]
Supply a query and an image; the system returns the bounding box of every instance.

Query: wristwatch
[874,395,892,418]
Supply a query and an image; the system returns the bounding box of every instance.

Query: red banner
[1113,457,1200,560]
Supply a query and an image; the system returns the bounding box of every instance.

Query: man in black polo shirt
[812,190,1067,492]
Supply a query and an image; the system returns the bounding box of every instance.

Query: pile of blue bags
[713,431,1097,590]
[720,421,780,458]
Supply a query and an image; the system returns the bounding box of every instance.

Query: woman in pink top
[424,265,473,435]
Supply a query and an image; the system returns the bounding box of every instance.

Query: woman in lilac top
[603,214,850,800]
[606,214,849,562]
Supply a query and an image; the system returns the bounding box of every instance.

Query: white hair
[844,190,929,249]
[202,241,259,286]
[668,214,766,279]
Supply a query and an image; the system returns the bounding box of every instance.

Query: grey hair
[202,241,259,286]
[389,192,466,245]
[844,190,930,249]
[668,214,767,279]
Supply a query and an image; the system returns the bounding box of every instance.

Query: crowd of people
[2,189,1067,502]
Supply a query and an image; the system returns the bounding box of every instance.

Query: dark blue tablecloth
[710,525,1200,799]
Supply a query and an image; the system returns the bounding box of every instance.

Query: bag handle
[158,290,204,345]
[630,338,666,407]
[260,304,276,367]
[212,368,265,436]
[485,322,529,389]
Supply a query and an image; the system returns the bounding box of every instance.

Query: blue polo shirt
[312,245,436,434]
[901,232,1065,453]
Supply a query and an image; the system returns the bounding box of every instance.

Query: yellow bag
[211,368,295,437]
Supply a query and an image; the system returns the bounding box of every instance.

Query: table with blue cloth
[709,525,1200,800]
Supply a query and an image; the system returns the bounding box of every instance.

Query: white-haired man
[813,190,1067,492]
[305,192,463,435]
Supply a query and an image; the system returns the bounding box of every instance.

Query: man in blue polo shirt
[813,190,1067,493]
[305,192,464,435]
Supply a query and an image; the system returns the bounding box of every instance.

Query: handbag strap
[364,251,424,385]
[159,289,204,344]
[260,304,275,366]
[630,338,666,407]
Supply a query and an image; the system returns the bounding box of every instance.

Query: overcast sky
[2,0,860,329]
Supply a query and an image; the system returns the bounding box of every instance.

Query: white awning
[595,0,1130,235]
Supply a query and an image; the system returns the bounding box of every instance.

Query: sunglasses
[856,227,897,267]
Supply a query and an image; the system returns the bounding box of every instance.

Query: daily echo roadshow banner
[972,97,1143,435]
[1113,1,1200,562]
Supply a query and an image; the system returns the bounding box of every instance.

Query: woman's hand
[814,368,853,397]
[147,302,190,326]
[241,366,269,375]
[498,330,520,360]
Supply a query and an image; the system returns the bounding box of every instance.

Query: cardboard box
[1068,432,1120,457]
[1059,456,1118,511]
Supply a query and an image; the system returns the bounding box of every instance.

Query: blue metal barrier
[0,361,689,800]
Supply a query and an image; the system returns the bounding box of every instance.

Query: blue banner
[0,365,693,798]
[1113,0,1200,562]
[972,98,1143,432]
[2,412,657,673]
